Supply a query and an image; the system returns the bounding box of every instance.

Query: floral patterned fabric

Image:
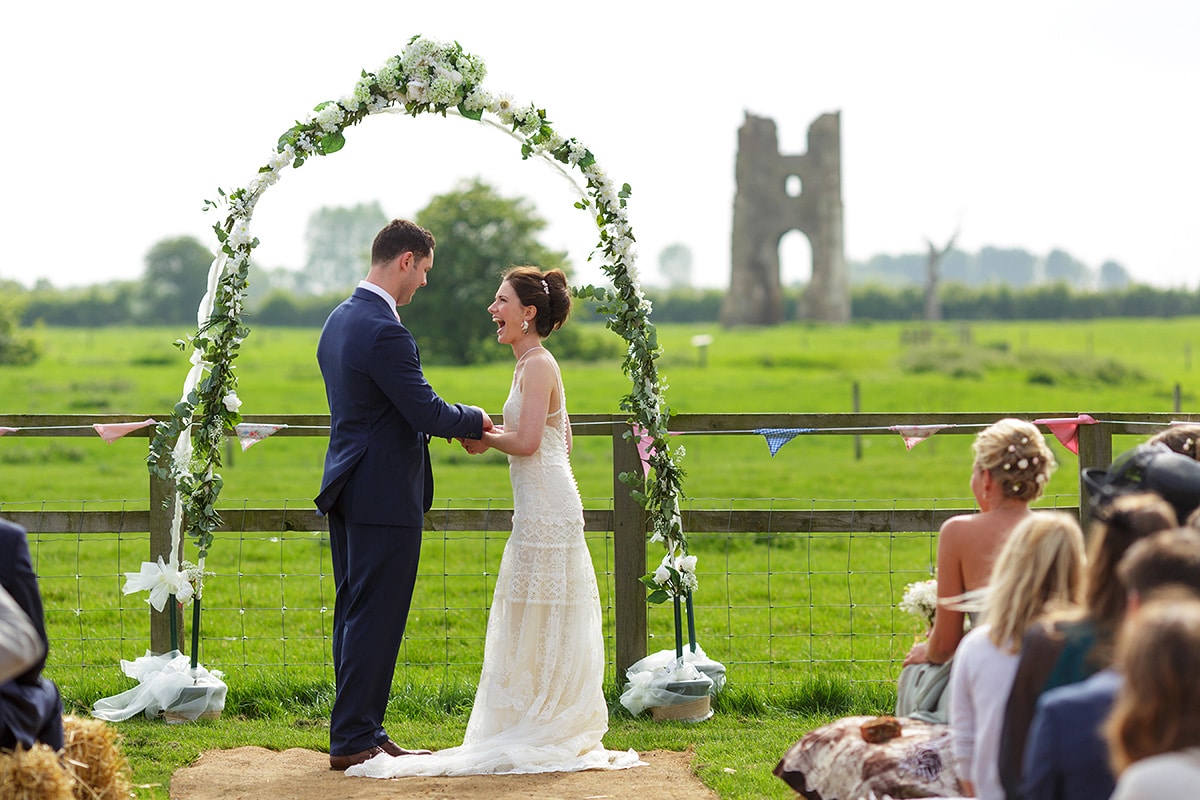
[775,716,964,799]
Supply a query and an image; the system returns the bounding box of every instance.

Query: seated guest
[1104,594,1200,799]
[1022,528,1200,800]
[997,491,1177,797]
[0,517,63,751]
[948,512,1085,800]
[898,419,1056,722]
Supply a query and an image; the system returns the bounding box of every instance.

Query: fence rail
[3,411,1195,682]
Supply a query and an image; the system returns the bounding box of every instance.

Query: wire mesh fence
[8,494,1058,691]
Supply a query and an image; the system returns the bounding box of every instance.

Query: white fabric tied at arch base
[92,650,226,723]
[619,645,725,718]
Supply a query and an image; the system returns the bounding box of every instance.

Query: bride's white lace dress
[347,355,642,777]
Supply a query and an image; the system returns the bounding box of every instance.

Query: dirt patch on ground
[170,746,720,800]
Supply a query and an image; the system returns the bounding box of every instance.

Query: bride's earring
[521,319,529,334]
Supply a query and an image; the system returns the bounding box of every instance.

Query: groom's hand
[478,409,495,432]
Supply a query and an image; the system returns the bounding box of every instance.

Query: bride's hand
[461,437,489,455]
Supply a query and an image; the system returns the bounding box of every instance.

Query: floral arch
[144,36,691,664]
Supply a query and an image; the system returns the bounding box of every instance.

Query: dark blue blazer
[0,519,48,682]
[1021,668,1121,800]
[315,287,483,527]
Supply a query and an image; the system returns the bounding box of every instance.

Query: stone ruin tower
[720,111,850,325]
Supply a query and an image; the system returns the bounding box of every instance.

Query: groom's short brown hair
[372,219,435,265]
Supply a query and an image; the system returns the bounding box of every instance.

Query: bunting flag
[1033,414,1097,455]
[632,424,654,477]
[0,427,16,436]
[890,424,952,450]
[93,419,157,444]
[755,427,816,457]
[234,423,287,451]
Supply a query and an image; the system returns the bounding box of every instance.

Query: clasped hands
[450,408,496,455]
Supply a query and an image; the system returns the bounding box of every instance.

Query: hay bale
[61,715,133,800]
[0,743,75,800]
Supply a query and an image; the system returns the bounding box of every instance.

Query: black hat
[1083,443,1200,524]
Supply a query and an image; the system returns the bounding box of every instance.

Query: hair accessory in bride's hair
[541,279,549,294]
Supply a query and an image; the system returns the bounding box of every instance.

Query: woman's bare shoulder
[938,512,981,540]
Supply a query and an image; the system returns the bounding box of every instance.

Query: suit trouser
[327,505,422,756]
[0,676,63,750]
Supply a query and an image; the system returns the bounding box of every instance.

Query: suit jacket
[315,287,483,527]
[0,519,49,683]
[1021,668,1121,800]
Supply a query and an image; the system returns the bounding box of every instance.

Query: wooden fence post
[1075,420,1113,529]
[612,421,647,680]
[148,453,183,655]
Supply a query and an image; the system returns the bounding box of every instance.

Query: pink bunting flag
[1032,414,1097,455]
[93,419,157,443]
[235,423,286,451]
[632,424,654,477]
[0,427,17,436]
[890,424,951,450]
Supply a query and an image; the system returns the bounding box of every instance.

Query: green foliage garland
[147,35,692,613]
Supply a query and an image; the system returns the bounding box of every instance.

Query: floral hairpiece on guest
[973,419,1057,501]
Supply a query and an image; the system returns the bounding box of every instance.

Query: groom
[316,219,491,770]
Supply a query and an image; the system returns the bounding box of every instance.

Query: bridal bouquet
[899,578,938,631]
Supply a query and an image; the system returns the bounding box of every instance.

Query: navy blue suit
[1021,668,1121,800]
[0,518,63,751]
[316,286,483,757]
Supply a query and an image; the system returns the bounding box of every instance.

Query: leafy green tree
[138,236,215,324]
[1099,259,1132,291]
[1044,248,1092,288]
[300,201,388,294]
[0,283,39,364]
[409,179,569,364]
[658,243,694,288]
[977,246,1036,288]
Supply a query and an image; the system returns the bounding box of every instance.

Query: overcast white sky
[2,1,1197,291]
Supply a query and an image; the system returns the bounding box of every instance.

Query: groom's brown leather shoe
[381,739,432,757]
[329,746,384,770]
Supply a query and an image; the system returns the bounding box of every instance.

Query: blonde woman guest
[948,512,1085,800]
[904,419,1057,670]
[997,492,1177,797]
[1105,595,1200,799]
[897,420,1057,724]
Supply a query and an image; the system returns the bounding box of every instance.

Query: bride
[347,266,642,778]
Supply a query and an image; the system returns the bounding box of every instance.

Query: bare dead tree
[924,228,959,322]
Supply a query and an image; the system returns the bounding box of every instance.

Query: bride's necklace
[516,345,545,364]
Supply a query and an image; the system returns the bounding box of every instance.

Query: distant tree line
[15,269,1200,331]
[630,282,1200,323]
[849,282,1200,321]
[8,200,1196,346]
[849,246,1135,292]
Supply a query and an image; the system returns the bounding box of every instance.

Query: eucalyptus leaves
[143,35,690,622]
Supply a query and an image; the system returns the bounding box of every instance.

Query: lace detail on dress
[346,351,642,778]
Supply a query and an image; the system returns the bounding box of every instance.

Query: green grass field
[2,318,1198,798]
